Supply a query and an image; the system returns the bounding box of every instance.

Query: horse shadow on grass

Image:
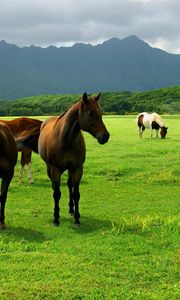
[2,226,47,243]
[58,215,114,234]
[60,215,156,237]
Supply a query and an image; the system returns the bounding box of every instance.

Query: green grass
[0,115,179,299]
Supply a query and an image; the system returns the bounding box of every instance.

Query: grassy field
[0,115,179,299]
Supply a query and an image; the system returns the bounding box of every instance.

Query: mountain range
[0,35,180,99]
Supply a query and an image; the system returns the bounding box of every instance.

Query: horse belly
[55,136,85,171]
[54,150,84,172]
[143,118,150,129]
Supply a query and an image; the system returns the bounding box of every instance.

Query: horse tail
[15,129,40,153]
[136,113,142,123]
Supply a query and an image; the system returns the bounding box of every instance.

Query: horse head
[79,92,110,144]
[160,126,168,139]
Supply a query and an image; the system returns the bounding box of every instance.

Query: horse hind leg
[19,151,25,184]
[25,148,33,185]
[139,126,145,138]
[19,149,33,184]
[138,126,142,138]
[0,171,14,230]
[0,194,7,230]
[27,163,33,184]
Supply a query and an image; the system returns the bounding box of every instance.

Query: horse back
[0,117,42,137]
[137,112,165,129]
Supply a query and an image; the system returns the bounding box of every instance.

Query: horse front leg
[53,181,61,226]
[156,129,159,139]
[0,171,14,230]
[47,165,61,226]
[150,126,153,139]
[67,172,74,215]
[73,183,80,225]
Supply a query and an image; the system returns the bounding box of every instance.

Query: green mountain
[0,36,180,99]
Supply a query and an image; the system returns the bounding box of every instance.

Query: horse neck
[58,102,81,145]
[154,114,164,127]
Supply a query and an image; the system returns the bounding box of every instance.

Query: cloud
[0,0,180,53]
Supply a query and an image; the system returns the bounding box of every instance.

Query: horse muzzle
[97,132,110,144]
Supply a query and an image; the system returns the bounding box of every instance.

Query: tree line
[0,86,180,116]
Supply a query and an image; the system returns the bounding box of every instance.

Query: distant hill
[0,86,180,115]
[0,35,180,99]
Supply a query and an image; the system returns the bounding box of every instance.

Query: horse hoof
[74,222,80,228]
[53,222,60,227]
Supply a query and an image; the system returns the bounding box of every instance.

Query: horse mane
[55,94,93,125]
[152,113,165,127]
[55,101,81,125]
[56,110,68,122]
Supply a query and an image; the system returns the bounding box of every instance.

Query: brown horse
[0,117,42,184]
[0,122,17,229]
[19,92,110,226]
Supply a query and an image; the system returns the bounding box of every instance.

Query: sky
[0,0,180,54]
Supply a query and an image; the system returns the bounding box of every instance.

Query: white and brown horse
[137,112,168,139]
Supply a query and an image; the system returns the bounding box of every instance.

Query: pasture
[0,115,179,299]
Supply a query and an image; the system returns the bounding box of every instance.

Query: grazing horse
[18,92,110,226]
[0,122,17,229]
[0,117,42,184]
[137,112,168,139]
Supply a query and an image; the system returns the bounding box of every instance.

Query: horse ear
[82,92,88,104]
[95,92,101,101]
[166,127,168,129]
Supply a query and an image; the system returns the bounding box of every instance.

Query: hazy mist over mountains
[0,35,180,99]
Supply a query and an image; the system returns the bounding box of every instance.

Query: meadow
[0,115,179,299]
